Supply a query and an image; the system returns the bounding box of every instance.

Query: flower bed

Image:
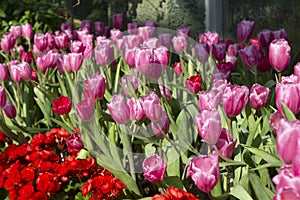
[0,15,298,199]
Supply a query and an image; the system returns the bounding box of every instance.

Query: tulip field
[0,14,298,200]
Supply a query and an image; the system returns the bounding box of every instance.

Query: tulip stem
[164,133,198,155]
[212,145,246,165]
[226,117,232,137]
[277,72,282,83]
[0,117,27,144]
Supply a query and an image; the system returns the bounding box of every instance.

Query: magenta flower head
[143,38,159,49]
[107,94,131,124]
[10,25,22,39]
[121,74,139,97]
[257,55,272,73]
[199,31,219,50]
[172,36,188,54]
[135,48,152,74]
[21,23,33,39]
[221,84,249,118]
[76,98,95,121]
[61,21,73,32]
[142,154,166,183]
[124,47,136,67]
[34,33,48,51]
[276,119,300,164]
[195,109,222,145]
[45,32,56,50]
[269,111,285,132]
[10,61,32,83]
[151,111,170,137]
[273,165,300,200]
[138,26,155,42]
[84,72,106,100]
[128,98,144,121]
[54,33,69,49]
[174,62,182,75]
[142,92,162,121]
[275,77,300,115]
[0,86,6,108]
[123,35,142,49]
[80,19,92,33]
[159,33,172,48]
[70,40,85,53]
[294,62,300,78]
[258,29,274,48]
[269,39,291,72]
[198,89,221,112]
[249,83,270,110]
[194,43,210,64]
[237,20,254,42]
[185,74,202,94]
[144,20,156,27]
[113,13,124,29]
[95,44,115,66]
[176,26,191,38]
[63,53,83,73]
[227,43,240,57]
[110,29,123,43]
[94,21,104,36]
[1,33,16,53]
[127,22,139,35]
[159,85,171,101]
[66,133,84,152]
[0,63,8,82]
[186,154,220,193]
[239,45,259,69]
[212,42,226,61]
[3,102,16,119]
[211,128,237,159]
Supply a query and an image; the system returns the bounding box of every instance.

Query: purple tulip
[142,92,162,121]
[84,72,106,100]
[128,98,144,121]
[172,36,187,54]
[127,22,139,35]
[94,21,104,36]
[143,38,159,49]
[237,20,255,42]
[95,44,115,66]
[61,21,73,32]
[104,26,110,38]
[198,89,221,112]
[199,31,219,50]
[121,74,139,97]
[1,33,16,53]
[216,62,234,75]
[142,154,166,183]
[107,94,131,124]
[151,111,170,137]
[222,84,249,118]
[113,13,124,29]
[34,33,48,51]
[239,45,259,69]
[55,33,69,49]
[273,29,288,40]
[76,98,95,121]
[273,165,300,200]
[80,19,92,33]
[0,86,6,108]
[144,20,156,27]
[212,42,226,61]
[10,25,22,39]
[0,63,8,82]
[249,83,270,110]
[258,29,274,48]
[66,133,84,152]
[123,35,142,49]
[124,47,136,67]
[63,53,83,73]
[257,56,272,73]
[138,26,155,42]
[10,61,32,83]
[186,154,220,193]
[269,39,291,72]
[227,43,240,56]
[194,43,210,64]
[211,128,237,159]
[159,33,172,48]
[212,69,231,82]
[21,23,33,39]
[195,109,222,145]
[3,102,16,119]
[176,26,190,38]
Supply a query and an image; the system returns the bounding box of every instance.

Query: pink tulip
[227,43,239,56]
[195,109,222,145]
[172,36,187,54]
[76,98,95,121]
[124,47,136,67]
[1,33,16,53]
[186,154,220,193]
[84,72,106,100]
[142,154,166,183]
[249,83,270,110]
[138,26,155,42]
[176,26,190,38]
[269,39,291,72]
[54,33,69,49]
[0,86,6,108]
[221,84,249,118]
[159,85,171,101]
[198,89,221,112]
[211,128,237,159]
[173,62,182,75]
[237,20,254,42]
[127,22,139,35]
[110,29,123,43]
[66,133,84,152]
[3,102,16,119]
[143,38,159,49]
[151,111,170,137]
[34,33,48,51]
[94,21,104,36]
[45,32,56,50]
[0,63,8,82]
[194,43,210,64]
[63,53,83,73]
[135,48,152,74]
[198,31,219,50]
[123,35,142,49]
[269,111,285,132]
[70,40,85,53]
[142,92,162,121]
[83,43,94,59]
[9,25,22,39]
[115,39,125,53]
[159,33,172,48]
[107,94,131,124]
[294,62,300,79]
[21,23,33,39]
[95,44,115,66]
[10,61,32,83]
[113,13,124,29]
[128,98,144,121]
[121,74,139,97]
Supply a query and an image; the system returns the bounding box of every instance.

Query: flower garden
[0,10,298,200]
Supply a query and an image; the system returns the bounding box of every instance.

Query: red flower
[152,194,170,200]
[185,74,202,94]
[52,96,71,115]
[21,167,35,182]
[19,184,34,198]
[166,187,199,200]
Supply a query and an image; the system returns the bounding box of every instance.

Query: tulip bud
[269,111,284,132]
[227,43,239,56]
[63,53,83,73]
[66,133,84,152]
[135,48,152,74]
[173,62,182,75]
[120,74,139,97]
[249,83,270,110]
[10,25,22,39]
[172,36,187,53]
[70,40,85,53]
[80,19,92,33]
[3,102,16,119]
[1,33,16,53]
[211,128,236,159]
[76,98,95,121]
[0,63,8,82]
[113,13,124,29]
[84,72,106,100]
[176,26,190,38]
[142,154,166,182]
[239,45,259,69]
[0,86,6,108]
[198,89,221,112]
[258,29,274,48]
[225,55,238,69]
[212,42,226,61]
[110,29,123,43]
[107,94,130,124]
[159,33,172,48]
[186,154,220,193]
[194,43,210,64]
[127,22,139,35]
[269,39,291,72]
[83,43,94,59]
[34,33,48,51]
[45,32,55,50]
[195,109,222,145]
[138,26,155,42]
[22,23,33,39]
[185,74,202,94]
[222,84,249,118]
[55,33,69,49]
[95,44,115,66]
[142,92,162,121]
[151,111,170,137]
[10,62,32,83]
[199,31,219,50]
[128,98,144,121]
[124,48,136,67]
[237,20,254,42]
[52,96,72,115]
[294,62,300,78]
[273,28,288,40]
[159,85,171,101]
[61,21,73,32]
[94,21,104,36]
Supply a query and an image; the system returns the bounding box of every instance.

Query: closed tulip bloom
[55,33,69,49]
[225,55,238,68]
[294,62,300,78]
[61,21,73,32]
[0,86,6,108]
[154,46,169,68]
[195,109,222,145]
[174,62,182,75]
[172,36,187,54]
[127,22,139,35]
[95,44,115,66]
[269,39,291,72]
[10,25,22,39]
[10,62,32,83]
[110,29,123,43]
[70,40,85,53]
[66,133,84,152]
[123,35,142,49]
[237,20,254,42]
[0,63,8,81]
[63,53,83,73]
[258,29,274,48]
[21,23,33,39]
[211,128,237,159]
[269,111,285,132]
[76,98,95,121]
[34,33,48,51]
[198,89,221,112]
[186,154,220,193]
[115,39,125,53]
[151,111,170,137]
[159,33,172,48]
[212,69,231,82]
[185,74,202,94]
[239,45,259,68]
[84,72,106,100]
[275,78,300,115]
[227,43,239,56]
[107,94,130,124]
[143,37,159,49]
[1,33,16,53]
[83,43,94,59]
[94,21,104,36]
[142,92,162,121]
[249,83,270,110]
[176,26,190,38]
[273,165,300,200]
[135,48,152,74]
[80,19,92,33]
[216,62,234,74]
[52,96,72,115]
[3,102,16,119]
[198,31,219,50]
[124,47,136,67]
[128,98,144,121]
[138,26,155,42]
[212,42,226,61]
[194,43,210,64]
[273,28,288,40]
[222,84,249,118]
[276,119,300,164]
[121,74,139,97]
[104,26,110,38]
[45,32,56,50]
[113,13,124,29]
[142,154,166,183]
